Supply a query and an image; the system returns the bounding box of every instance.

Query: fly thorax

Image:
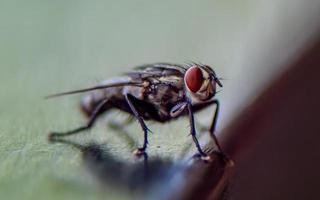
[122,86,144,100]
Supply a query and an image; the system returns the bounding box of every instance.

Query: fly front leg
[208,100,223,153]
[192,100,225,155]
[125,94,151,156]
[187,103,210,161]
[48,99,109,142]
[208,100,230,161]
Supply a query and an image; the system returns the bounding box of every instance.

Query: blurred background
[0,0,319,200]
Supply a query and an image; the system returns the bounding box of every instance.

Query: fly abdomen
[80,90,110,117]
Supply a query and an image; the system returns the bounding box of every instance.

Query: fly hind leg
[48,99,109,142]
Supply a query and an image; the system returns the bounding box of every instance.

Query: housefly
[48,63,224,160]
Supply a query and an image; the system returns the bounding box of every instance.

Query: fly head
[184,64,222,102]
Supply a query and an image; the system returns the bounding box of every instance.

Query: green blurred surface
[0,1,254,199]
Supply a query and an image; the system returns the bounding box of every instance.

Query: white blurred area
[219,0,320,129]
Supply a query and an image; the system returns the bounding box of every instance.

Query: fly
[47,63,224,160]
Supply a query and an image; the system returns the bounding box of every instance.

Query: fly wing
[126,63,187,80]
[135,63,187,72]
[46,76,143,99]
[46,63,187,99]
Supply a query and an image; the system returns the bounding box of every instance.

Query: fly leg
[187,103,210,161]
[192,100,229,161]
[48,99,109,142]
[208,100,223,153]
[207,100,231,162]
[192,100,225,152]
[125,94,151,156]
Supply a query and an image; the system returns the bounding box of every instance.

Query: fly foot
[48,132,59,143]
[194,152,212,162]
[200,154,212,162]
[133,147,146,157]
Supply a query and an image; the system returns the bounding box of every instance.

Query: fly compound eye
[185,66,204,93]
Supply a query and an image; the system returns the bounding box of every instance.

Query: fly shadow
[51,137,187,199]
[50,134,233,200]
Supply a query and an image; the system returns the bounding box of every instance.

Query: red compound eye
[185,66,204,93]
